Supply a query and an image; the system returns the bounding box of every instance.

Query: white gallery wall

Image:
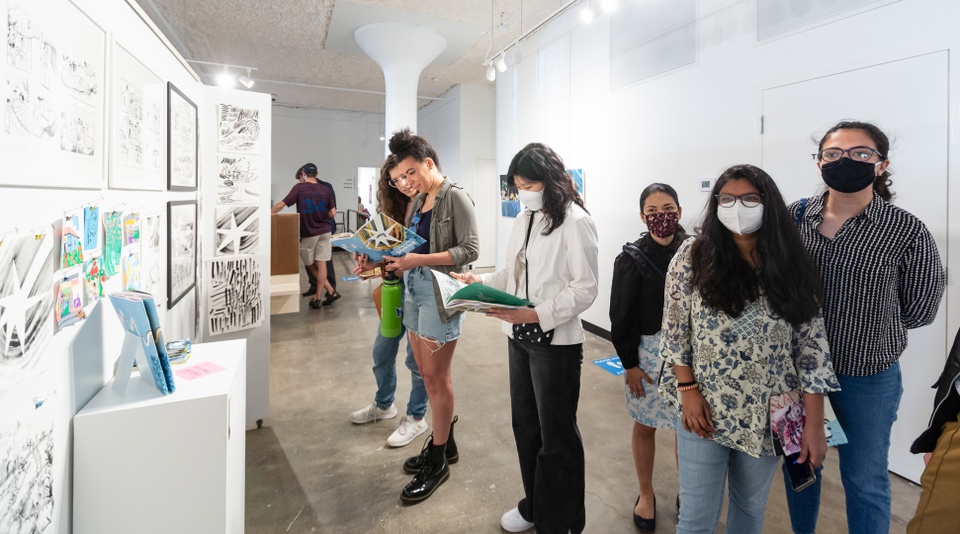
[493,0,960,483]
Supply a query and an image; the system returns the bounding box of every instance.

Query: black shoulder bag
[512,212,555,347]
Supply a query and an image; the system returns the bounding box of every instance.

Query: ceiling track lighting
[187,60,258,89]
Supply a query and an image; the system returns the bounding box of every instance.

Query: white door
[761,50,949,483]
[473,157,498,268]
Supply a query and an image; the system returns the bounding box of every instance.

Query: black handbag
[512,212,555,347]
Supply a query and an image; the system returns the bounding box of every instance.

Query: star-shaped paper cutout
[216,211,256,254]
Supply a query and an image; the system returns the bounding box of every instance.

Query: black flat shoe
[308,299,323,309]
[301,287,317,297]
[321,292,341,305]
[400,450,449,504]
[633,495,656,532]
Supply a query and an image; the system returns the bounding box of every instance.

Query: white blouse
[481,205,599,345]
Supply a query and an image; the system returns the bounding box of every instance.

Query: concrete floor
[246,252,922,533]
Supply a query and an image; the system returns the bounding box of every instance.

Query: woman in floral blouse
[658,164,839,534]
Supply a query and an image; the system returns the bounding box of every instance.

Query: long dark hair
[639,182,687,237]
[819,120,893,201]
[375,155,409,222]
[507,143,587,235]
[690,164,821,325]
[388,128,441,172]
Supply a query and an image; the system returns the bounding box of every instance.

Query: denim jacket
[407,177,479,322]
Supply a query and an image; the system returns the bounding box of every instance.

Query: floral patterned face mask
[644,211,680,238]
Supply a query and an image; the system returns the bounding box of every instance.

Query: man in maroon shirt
[272,163,339,309]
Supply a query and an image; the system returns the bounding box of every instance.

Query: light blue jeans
[372,322,427,418]
[677,426,780,534]
[782,362,903,534]
[402,267,463,343]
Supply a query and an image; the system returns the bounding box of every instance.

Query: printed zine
[430,270,533,312]
[332,213,425,262]
[108,292,175,394]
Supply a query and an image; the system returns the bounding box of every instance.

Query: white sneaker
[500,507,534,532]
[386,415,429,447]
[349,402,397,424]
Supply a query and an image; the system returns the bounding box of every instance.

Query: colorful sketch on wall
[60,210,82,269]
[215,206,259,256]
[217,103,260,153]
[102,210,122,278]
[56,268,84,329]
[82,204,100,252]
[141,212,162,302]
[566,168,584,202]
[0,396,56,534]
[122,211,140,246]
[83,254,102,304]
[167,201,196,308]
[2,0,106,189]
[123,251,141,291]
[500,174,520,218]
[208,257,262,335]
[216,154,260,204]
[0,227,53,384]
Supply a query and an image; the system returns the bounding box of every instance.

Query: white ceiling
[138,0,576,113]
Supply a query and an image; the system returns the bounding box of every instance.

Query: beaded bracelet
[677,380,697,387]
[677,383,699,392]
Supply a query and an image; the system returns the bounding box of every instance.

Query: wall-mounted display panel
[109,43,165,190]
[1,0,106,188]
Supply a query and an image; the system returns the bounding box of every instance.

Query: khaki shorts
[300,232,332,265]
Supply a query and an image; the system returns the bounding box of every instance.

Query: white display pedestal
[73,340,247,534]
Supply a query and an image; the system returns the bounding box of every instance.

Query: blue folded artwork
[109,292,175,394]
[331,213,426,262]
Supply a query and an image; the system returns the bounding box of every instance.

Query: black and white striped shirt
[789,192,945,376]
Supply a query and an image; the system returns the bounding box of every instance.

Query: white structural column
[354,22,446,155]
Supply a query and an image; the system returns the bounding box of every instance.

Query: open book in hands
[430,270,533,312]
[331,213,425,262]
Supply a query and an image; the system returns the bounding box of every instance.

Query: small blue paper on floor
[592,356,625,376]
[342,276,360,281]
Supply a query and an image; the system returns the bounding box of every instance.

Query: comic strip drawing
[217,155,260,204]
[117,79,143,166]
[167,83,196,190]
[59,96,94,155]
[60,210,82,269]
[215,206,259,256]
[102,211,122,278]
[217,103,259,153]
[82,204,100,252]
[0,401,55,534]
[0,228,54,384]
[208,257,262,335]
[4,75,57,138]
[111,45,164,189]
[167,201,196,308]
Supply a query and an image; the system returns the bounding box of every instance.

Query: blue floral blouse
[658,238,840,458]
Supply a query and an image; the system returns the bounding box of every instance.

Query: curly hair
[507,143,587,235]
[388,128,441,172]
[375,155,410,222]
[818,120,894,201]
[690,164,822,325]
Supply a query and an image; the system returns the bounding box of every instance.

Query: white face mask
[518,189,544,211]
[717,203,764,235]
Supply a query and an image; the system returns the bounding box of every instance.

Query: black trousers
[508,337,585,534]
[305,258,336,291]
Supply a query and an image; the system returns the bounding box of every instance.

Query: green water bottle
[380,270,403,338]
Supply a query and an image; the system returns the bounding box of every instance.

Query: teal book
[138,293,175,392]
[108,292,170,395]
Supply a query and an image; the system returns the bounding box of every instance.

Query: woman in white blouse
[658,164,839,534]
[454,143,599,534]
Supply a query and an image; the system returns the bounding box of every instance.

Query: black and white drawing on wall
[215,206,259,256]
[0,395,56,534]
[167,82,197,191]
[208,257,263,335]
[141,212,162,304]
[217,154,260,204]
[166,201,196,308]
[217,103,260,153]
[110,43,164,190]
[0,227,54,385]
[1,0,105,188]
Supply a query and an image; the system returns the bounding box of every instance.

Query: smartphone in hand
[784,451,816,492]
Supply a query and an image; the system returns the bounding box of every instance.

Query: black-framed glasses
[813,146,884,162]
[715,193,763,208]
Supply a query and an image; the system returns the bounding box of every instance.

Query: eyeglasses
[388,168,416,188]
[814,146,884,162]
[715,193,763,208]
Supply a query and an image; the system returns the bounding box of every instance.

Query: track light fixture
[580,5,595,24]
[495,55,507,73]
[237,68,255,89]
[186,60,258,89]
[486,63,497,82]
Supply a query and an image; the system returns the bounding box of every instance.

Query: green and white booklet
[430,270,533,312]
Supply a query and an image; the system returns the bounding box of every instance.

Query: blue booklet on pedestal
[331,213,426,262]
[109,292,175,394]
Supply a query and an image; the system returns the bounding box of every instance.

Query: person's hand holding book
[451,272,483,285]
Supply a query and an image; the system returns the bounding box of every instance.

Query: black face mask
[820,158,879,193]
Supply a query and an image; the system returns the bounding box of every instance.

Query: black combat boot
[400,438,449,504]
[403,415,458,474]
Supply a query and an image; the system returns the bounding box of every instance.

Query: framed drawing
[166,200,196,308]
[109,43,165,190]
[1,0,106,188]
[166,82,197,191]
